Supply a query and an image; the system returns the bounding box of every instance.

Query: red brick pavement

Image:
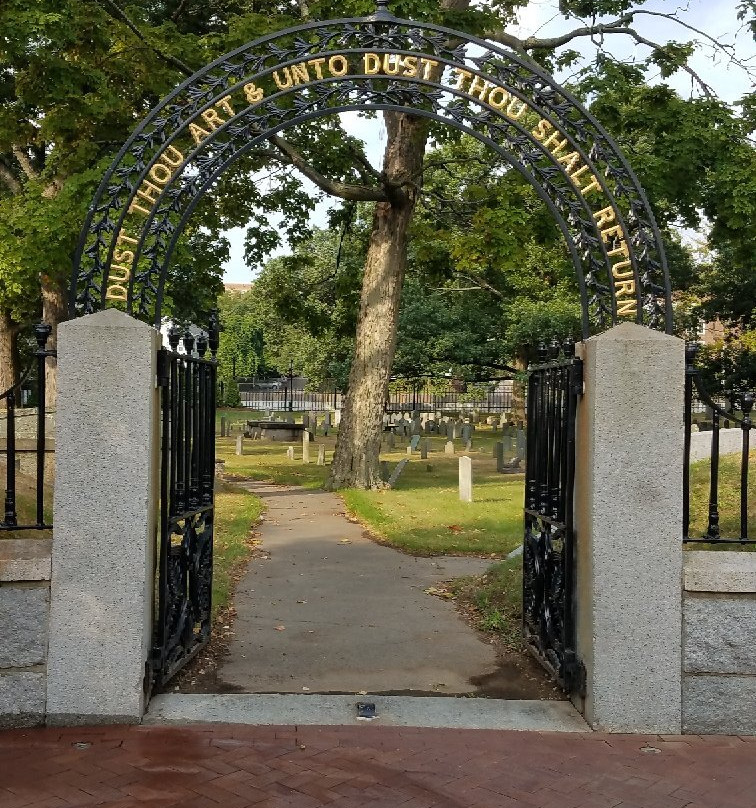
[1,724,755,808]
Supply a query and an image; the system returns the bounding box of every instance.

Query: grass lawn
[687,449,756,547]
[448,556,524,649]
[212,478,265,614]
[216,426,525,556]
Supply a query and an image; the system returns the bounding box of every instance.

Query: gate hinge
[571,358,584,397]
[157,349,170,388]
[563,653,586,697]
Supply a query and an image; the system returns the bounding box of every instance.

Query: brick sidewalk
[1,724,755,808]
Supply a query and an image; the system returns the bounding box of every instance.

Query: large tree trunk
[327,112,427,489]
[40,273,67,408]
[0,310,21,407]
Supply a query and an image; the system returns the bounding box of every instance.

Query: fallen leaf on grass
[447,525,463,533]
[275,625,286,631]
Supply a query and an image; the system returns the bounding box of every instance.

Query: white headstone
[286,446,294,460]
[459,456,473,502]
[444,440,454,455]
[302,430,310,464]
[235,435,244,456]
[317,444,325,466]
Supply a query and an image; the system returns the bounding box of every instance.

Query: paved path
[2,723,754,807]
[219,482,503,695]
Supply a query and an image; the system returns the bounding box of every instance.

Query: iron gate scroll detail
[152,319,218,688]
[523,341,585,694]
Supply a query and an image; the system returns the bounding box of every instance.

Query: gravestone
[220,417,227,437]
[286,446,294,460]
[465,439,472,452]
[452,421,462,440]
[302,413,310,429]
[387,458,409,489]
[334,409,342,427]
[235,435,244,456]
[317,445,325,466]
[516,429,527,459]
[425,418,436,434]
[461,423,473,443]
[495,441,504,473]
[409,435,421,453]
[302,431,310,464]
[486,415,497,426]
[387,431,395,450]
[459,456,473,502]
[420,439,428,460]
[444,440,454,455]
[411,419,422,436]
[380,460,390,482]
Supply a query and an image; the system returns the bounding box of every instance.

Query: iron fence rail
[0,324,55,532]
[239,389,514,413]
[684,343,754,545]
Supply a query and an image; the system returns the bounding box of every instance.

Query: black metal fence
[152,325,218,688]
[523,341,584,694]
[684,343,754,545]
[238,388,513,413]
[0,325,55,532]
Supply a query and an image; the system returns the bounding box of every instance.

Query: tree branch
[269,134,390,202]
[456,272,504,299]
[12,145,39,181]
[0,159,21,194]
[98,0,194,77]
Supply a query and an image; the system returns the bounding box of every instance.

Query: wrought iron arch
[71,5,673,337]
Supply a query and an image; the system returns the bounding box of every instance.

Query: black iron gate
[523,341,584,694]
[152,321,218,688]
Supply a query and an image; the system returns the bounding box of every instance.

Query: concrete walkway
[218,482,509,696]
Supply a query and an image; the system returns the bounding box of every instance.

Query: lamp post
[288,360,294,412]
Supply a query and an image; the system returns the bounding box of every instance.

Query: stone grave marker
[334,409,342,427]
[461,423,473,443]
[302,431,310,464]
[220,416,227,437]
[302,413,310,429]
[380,461,390,482]
[411,418,422,436]
[286,446,295,460]
[317,445,325,466]
[408,434,421,453]
[387,431,395,450]
[235,435,244,456]
[465,439,472,452]
[387,458,409,489]
[459,456,473,502]
[445,440,454,455]
[420,439,428,460]
[495,441,505,472]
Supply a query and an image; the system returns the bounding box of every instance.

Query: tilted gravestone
[409,435,421,452]
[387,457,410,489]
